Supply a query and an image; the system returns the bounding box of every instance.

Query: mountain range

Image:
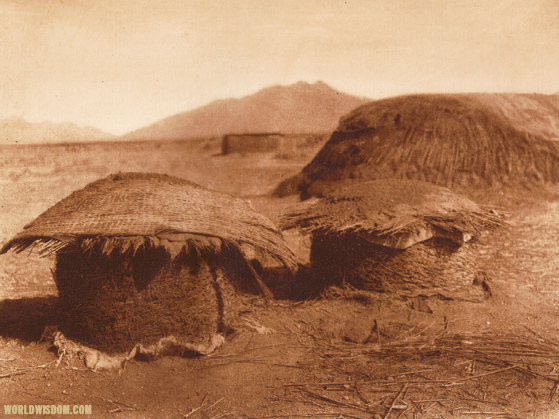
[0,117,115,145]
[4,84,557,145]
[120,81,370,141]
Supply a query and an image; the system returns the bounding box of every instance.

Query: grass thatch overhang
[1,172,297,270]
[281,179,504,249]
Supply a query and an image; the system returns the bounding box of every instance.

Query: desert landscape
[2,1,559,418]
[2,83,559,418]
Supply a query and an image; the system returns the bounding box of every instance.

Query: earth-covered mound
[275,93,559,199]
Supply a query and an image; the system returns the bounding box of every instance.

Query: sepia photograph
[1,0,559,417]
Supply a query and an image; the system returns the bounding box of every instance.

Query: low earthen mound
[274,93,559,199]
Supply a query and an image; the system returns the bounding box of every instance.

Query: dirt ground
[2,138,559,419]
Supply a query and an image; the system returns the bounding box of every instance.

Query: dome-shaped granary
[275,93,559,198]
[281,179,503,298]
[1,173,296,352]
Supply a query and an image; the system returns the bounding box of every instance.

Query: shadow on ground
[0,296,62,342]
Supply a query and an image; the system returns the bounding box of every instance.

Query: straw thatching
[1,172,296,352]
[1,172,295,267]
[274,93,559,198]
[281,179,503,297]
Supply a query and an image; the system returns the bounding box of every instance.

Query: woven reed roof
[280,179,503,249]
[1,173,296,269]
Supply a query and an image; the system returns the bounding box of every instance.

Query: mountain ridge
[0,117,116,145]
[120,81,371,141]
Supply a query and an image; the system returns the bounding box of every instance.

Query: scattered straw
[285,326,559,418]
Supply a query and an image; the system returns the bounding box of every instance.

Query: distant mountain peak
[121,81,371,141]
[0,117,116,145]
[292,80,328,88]
[310,80,335,89]
[271,80,336,92]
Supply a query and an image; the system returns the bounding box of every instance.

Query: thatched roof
[1,172,296,269]
[274,93,559,198]
[280,179,503,249]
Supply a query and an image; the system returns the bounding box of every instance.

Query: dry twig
[184,402,208,418]
[297,388,374,414]
[0,360,57,379]
[383,384,408,419]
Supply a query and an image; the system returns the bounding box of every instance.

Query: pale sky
[1,0,558,135]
